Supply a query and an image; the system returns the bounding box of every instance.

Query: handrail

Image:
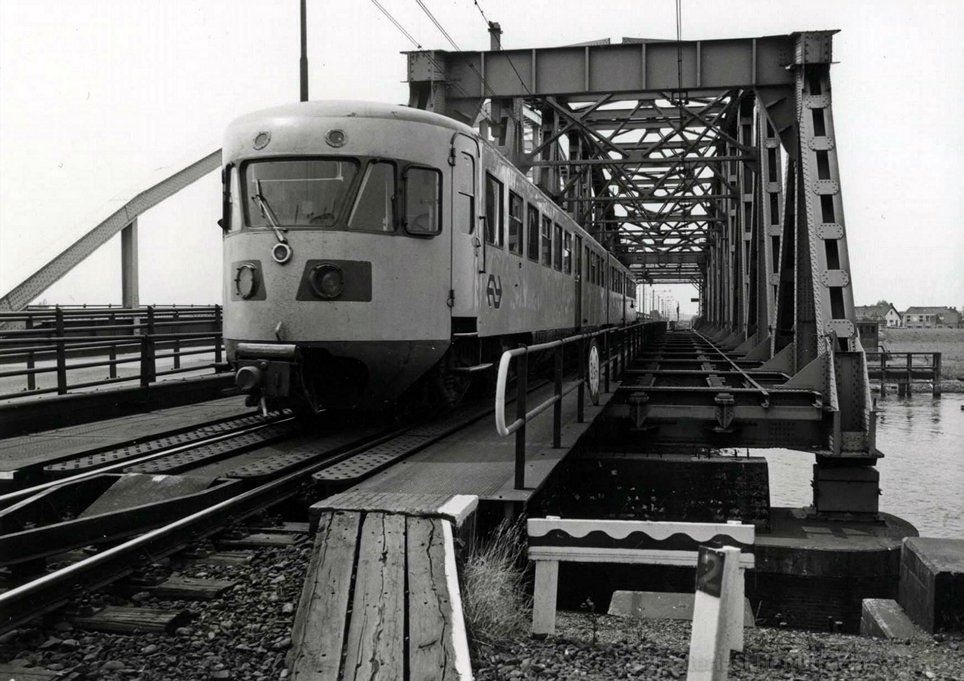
[494,322,655,490]
[0,304,224,399]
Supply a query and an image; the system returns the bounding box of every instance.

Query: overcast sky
[1,0,962,316]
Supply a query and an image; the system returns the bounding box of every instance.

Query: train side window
[508,191,523,255]
[349,161,396,232]
[526,204,539,262]
[540,216,552,266]
[552,223,563,271]
[223,165,242,233]
[484,173,504,247]
[404,166,441,235]
[456,152,475,234]
[563,231,572,274]
[589,252,596,285]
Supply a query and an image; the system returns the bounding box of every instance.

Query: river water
[759,393,964,538]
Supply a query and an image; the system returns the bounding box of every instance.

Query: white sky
[1,0,962,316]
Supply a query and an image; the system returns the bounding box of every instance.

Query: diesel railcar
[220,101,636,414]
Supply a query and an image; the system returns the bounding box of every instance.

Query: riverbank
[879,327,964,393]
[474,612,964,680]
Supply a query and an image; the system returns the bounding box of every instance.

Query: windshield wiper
[252,180,288,244]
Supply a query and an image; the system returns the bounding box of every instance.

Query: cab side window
[404,167,441,235]
[527,204,540,261]
[508,191,523,255]
[484,173,504,246]
[541,216,552,266]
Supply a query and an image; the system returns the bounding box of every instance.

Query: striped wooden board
[290,510,471,681]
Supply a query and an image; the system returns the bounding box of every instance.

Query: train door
[574,235,583,330]
[450,133,480,320]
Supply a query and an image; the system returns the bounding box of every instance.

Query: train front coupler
[233,342,310,416]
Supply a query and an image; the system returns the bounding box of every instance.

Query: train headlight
[234,263,259,299]
[309,263,344,299]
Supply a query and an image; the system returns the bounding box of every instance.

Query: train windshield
[244,159,358,228]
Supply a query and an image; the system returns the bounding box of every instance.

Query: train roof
[228,100,478,136]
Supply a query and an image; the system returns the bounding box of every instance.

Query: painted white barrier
[526,518,755,638]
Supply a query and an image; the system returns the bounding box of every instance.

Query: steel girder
[0,150,222,320]
[408,30,877,470]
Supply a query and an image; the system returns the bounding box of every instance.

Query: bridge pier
[812,456,880,516]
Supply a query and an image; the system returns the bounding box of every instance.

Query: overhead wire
[371,0,422,49]
[415,0,461,51]
[368,0,472,99]
[413,0,527,127]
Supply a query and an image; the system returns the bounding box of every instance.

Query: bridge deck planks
[407,516,458,681]
[343,513,406,681]
[290,511,360,681]
[291,510,469,681]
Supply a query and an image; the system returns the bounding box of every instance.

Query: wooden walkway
[290,506,472,681]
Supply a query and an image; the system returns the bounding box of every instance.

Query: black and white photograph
[0,1,962,679]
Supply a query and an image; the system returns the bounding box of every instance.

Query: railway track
[0,392,501,635]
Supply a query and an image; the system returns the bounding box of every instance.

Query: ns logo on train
[486,275,503,309]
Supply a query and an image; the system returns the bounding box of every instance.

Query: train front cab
[222,106,465,413]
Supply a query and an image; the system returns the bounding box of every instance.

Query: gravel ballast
[473,612,964,681]
[0,538,313,680]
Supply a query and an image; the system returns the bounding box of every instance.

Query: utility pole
[300,0,309,102]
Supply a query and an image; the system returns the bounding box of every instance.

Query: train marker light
[272,242,293,264]
[253,131,271,150]
[310,263,344,299]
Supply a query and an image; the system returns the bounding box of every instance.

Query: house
[902,306,961,329]
[855,301,902,328]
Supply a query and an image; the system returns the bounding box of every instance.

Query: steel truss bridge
[0,31,882,514]
[408,30,880,514]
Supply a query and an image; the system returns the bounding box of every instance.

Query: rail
[0,305,224,400]
[495,322,662,490]
[863,351,942,397]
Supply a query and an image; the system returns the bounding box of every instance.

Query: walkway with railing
[0,305,224,401]
[864,351,942,397]
[494,322,665,489]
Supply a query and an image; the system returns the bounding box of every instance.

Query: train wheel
[431,362,471,410]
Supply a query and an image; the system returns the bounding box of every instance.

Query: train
[220,100,637,414]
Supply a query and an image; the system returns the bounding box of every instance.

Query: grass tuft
[462,520,532,649]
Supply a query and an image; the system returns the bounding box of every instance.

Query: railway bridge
[0,27,922,681]
[0,29,879,515]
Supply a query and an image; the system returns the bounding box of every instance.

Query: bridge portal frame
[408,30,879,514]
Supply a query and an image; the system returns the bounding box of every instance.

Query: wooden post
[933,352,941,398]
[108,312,118,379]
[54,307,67,395]
[140,306,156,387]
[906,353,913,396]
[531,560,559,638]
[25,316,36,391]
[214,305,223,364]
[173,309,181,370]
[879,352,886,397]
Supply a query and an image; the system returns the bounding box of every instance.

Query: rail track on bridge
[0,382,539,635]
